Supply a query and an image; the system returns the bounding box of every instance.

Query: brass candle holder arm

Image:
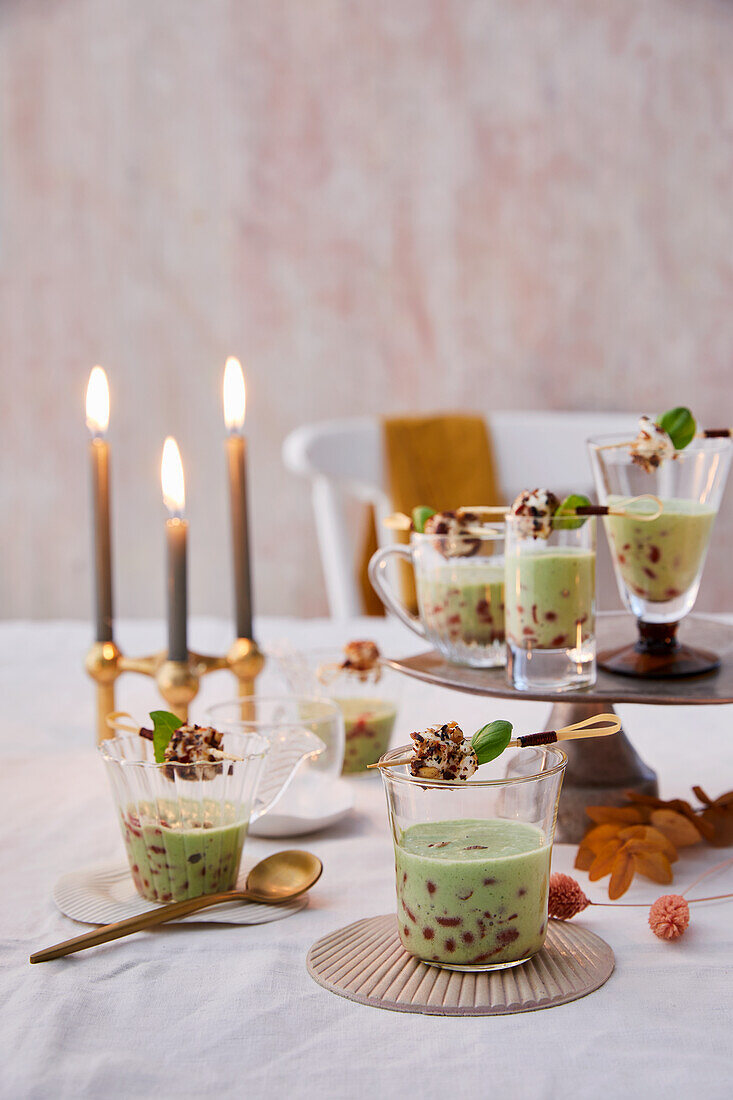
[85,636,265,743]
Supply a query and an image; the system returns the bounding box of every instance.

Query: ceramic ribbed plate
[54,863,306,926]
[307,914,613,1015]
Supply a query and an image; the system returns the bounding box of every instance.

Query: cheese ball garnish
[423,510,481,558]
[510,488,561,540]
[342,639,380,672]
[409,721,478,781]
[341,640,382,683]
[163,724,225,781]
[630,416,676,473]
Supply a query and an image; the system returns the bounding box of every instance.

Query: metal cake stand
[386,612,733,842]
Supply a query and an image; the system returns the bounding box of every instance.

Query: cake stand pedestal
[386,612,733,842]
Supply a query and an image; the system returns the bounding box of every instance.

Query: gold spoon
[30,850,322,964]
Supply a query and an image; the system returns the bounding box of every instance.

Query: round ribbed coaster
[306,914,614,1015]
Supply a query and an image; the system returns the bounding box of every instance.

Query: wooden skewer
[315,661,342,684]
[105,712,243,763]
[384,493,663,538]
[459,505,510,515]
[368,714,621,770]
[464,496,663,523]
[596,428,731,453]
[369,756,421,768]
[382,512,413,530]
[106,711,140,734]
[514,713,620,747]
[461,526,505,537]
[582,494,663,522]
[383,508,509,532]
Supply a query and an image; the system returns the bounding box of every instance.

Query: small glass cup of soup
[275,647,402,774]
[379,743,566,971]
[504,514,596,692]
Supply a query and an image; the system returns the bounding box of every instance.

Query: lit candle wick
[223,356,246,435]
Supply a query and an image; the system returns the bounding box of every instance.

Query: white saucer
[249,772,354,838]
[54,863,307,926]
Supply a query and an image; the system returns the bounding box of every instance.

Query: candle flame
[161,437,185,515]
[223,357,246,432]
[86,366,110,435]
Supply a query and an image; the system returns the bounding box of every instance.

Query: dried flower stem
[682,855,733,898]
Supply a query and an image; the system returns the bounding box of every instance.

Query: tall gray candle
[161,437,188,662]
[223,357,253,640]
[86,367,114,643]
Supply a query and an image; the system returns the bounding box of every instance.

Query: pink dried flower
[549,873,590,920]
[648,894,690,940]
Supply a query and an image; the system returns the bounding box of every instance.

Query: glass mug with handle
[369,527,506,668]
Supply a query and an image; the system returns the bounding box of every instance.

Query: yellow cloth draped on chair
[359,414,502,615]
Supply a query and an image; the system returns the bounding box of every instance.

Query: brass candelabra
[85,637,265,744]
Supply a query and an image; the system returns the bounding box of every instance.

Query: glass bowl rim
[205,693,342,728]
[377,743,567,787]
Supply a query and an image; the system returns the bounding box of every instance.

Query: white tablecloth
[2,617,733,1100]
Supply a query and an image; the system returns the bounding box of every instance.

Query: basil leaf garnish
[657,407,696,451]
[150,710,183,763]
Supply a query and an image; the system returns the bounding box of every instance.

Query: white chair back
[283,412,637,618]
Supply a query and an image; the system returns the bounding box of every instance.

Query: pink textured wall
[1,1,732,619]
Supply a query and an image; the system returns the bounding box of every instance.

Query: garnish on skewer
[597,406,731,471]
[505,489,663,537]
[422,511,484,557]
[368,713,621,778]
[316,640,383,685]
[106,709,241,779]
[383,506,494,557]
[383,493,662,544]
[412,505,436,533]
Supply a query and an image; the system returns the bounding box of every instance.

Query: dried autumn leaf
[624,791,688,811]
[617,825,678,862]
[588,838,625,881]
[712,790,733,808]
[692,785,712,806]
[699,806,733,848]
[692,816,715,841]
[586,805,644,825]
[649,809,702,847]
[627,790,701,829]
[608,850,635,899]
[624,791,666,807]
[582,823,623,853]
[627,846,673,885]
[574,845,595,871]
